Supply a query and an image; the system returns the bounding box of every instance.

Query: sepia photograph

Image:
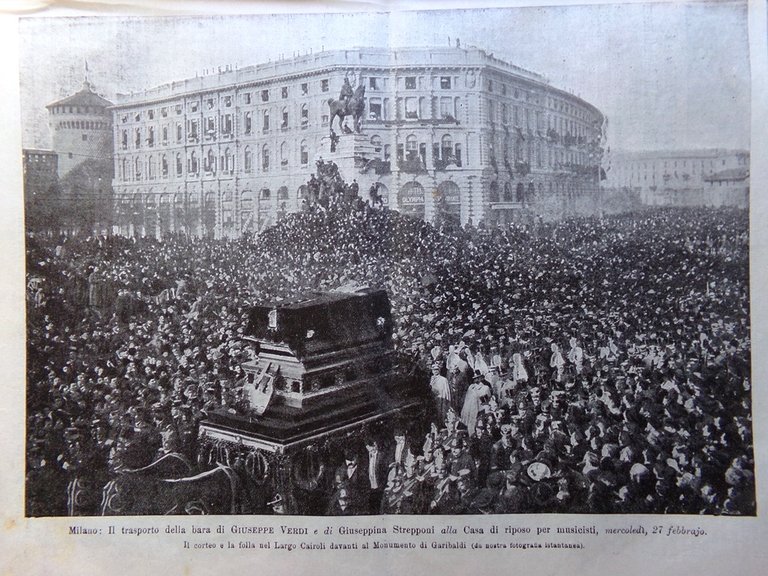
[20,3,754,518]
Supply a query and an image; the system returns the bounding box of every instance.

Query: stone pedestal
[314,133,378,183]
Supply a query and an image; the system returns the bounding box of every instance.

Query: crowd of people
[26,161,753,516]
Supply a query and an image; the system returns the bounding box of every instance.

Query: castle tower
[46,79,113,178]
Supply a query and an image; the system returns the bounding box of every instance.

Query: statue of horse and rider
[328,77,366,135]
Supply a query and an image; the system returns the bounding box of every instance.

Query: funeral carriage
[100,288,428,515]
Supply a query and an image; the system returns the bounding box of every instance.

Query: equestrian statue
[328,77,366,135]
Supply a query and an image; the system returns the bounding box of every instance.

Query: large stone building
[110,46,605,238]
[606,149,749,207]
[46,80,113,178]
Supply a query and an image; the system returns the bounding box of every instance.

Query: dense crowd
[26,162,753,515]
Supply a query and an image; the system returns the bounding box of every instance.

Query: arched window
[300,104,309,127]
[370,135,383,150]
[161,155,168,177]
[241,190,254,231]
[134,157,142,180]
[281,107,288,129]
[189,151,198,174]
[441,134,453,159]
[262,144,270,170]
[224,148,232,173]
[489,181,500,203]
[206,149,215,173]
[260,188,271,201]
[280,142,288,167]
[300,141,308,165]
[244,112,252,135]
[262,109,270,131]
[516,182,525,202]
[121,158,128,180]
[148,156,156,179]
[406,134,418,154]
[503,182,513,202]
[405,134,418,162]
[176,153,183,176]
[244,146,252,172]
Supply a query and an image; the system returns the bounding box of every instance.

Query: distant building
[703,167,749,208]
[22,148,58,197]
[110,46,605,238]
[46,80,113,178]
[606,149,749,207]
[23,80,117,235]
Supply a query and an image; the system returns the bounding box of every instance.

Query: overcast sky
[19,2,750,153]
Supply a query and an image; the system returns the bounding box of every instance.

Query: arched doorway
[297,185,309,211]
[398,181,425,219]
[158,194,171,238]
[187,194,200,237]
[173,193,184,234]
[374,183,390,207]
[144,194,157,239]
[277,186,289,220]
[435,180,461,225]
[129,196,142,238]
[258,188,272,231]
[203,192,216,238]
[241,190,254,233]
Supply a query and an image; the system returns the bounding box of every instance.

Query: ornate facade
[110,46,605,238]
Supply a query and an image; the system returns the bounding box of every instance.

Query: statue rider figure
[339,77,354,113]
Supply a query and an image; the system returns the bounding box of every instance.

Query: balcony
[434,155,462,171]
[397,157,427,174]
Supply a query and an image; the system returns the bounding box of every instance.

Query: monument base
[314,133,379,183]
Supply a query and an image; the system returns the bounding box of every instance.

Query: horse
[327,84,366,135]
[100,462,243,516]
[99,447,275,515]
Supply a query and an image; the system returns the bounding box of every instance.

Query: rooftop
[704,167,749,182]
[111,46,554,108]
[610,148,749,160]
[47,81,113,110]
